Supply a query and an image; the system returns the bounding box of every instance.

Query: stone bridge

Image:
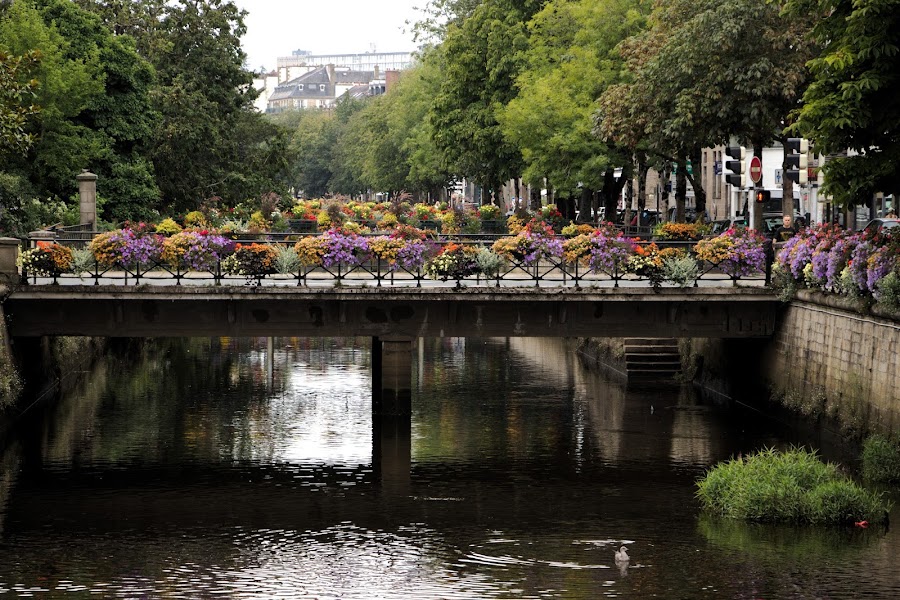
[4,285,778,339]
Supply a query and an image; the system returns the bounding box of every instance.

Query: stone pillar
[373,412,411,497]
[77,169,98,228]
[375,338,413,415]
[27,230,56,249]
[371,336,414,496]
[0,238,21,284]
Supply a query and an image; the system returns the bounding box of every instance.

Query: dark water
[1,336,899,599]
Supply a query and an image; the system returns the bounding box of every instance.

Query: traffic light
[724,145,746,188]
[755,189,771,203]
[785,138,809,185]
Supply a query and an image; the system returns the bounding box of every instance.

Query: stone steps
[623,338,681,380]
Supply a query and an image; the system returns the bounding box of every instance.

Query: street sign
[749,156,762,184]
[775,168,783,187]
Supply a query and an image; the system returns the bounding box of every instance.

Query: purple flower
[396,239,430,271]
[321,228,370,267]
[588,229,636,273]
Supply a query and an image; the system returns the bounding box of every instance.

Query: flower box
[288,219,318,233]
[481,220,506,234]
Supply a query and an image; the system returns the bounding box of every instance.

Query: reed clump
[696,447,890,525]
[861,435,900,483]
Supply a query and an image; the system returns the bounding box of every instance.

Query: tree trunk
[637,152,648,214]
[676,165,687,223]
[530,185,541,211]
[661,163,671,220]
[578,187,591,222]
[514,177,521,207]
[601,170,626,223]
[688,146,705,219]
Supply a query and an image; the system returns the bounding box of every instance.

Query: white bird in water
[615,546,629,562]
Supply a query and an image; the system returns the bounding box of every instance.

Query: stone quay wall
[763,291,900,436]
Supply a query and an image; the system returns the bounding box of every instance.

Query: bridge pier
[372,336,413,416]
[371,336,414,494]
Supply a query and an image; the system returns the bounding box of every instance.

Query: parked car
[863,218,900,233]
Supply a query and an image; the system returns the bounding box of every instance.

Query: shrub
[293,236,325,266]
[183,210,207,228]
[155,218,182,236]
[875,271,900,312]
[696,447,890,525]
[654,222,707,241]
[862,435,900,483]
[17,242,74,276]
[475,249,504,277]
[662,253,699,287]
[273,245,301,274]
[479,204,502,220]
[221,243,277,278]
[161,230,234,271]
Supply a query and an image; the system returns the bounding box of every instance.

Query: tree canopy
[786,0,900,205]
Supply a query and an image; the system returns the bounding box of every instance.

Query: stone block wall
[764,291,900,435]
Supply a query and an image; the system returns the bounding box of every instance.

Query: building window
[298,84,303,90]
[319,84,326,91]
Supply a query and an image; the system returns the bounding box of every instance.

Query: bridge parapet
[5,284,780,339]
[0,238,21,285]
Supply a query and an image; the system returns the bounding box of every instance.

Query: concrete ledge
[5,284,779,339]
[794,289,900,323]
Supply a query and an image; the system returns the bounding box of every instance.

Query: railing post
[0,238,21,285]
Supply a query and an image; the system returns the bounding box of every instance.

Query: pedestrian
[772,214,797,242]
[886,208,897,218]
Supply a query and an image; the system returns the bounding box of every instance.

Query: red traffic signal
[755,190,771,203]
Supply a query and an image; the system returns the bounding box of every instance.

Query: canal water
[1,336,898,599]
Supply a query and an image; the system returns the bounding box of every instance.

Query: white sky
[233,0,423,72]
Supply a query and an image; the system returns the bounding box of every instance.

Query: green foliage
[273,245,301,275]
[875,271,900,313]
[662,254,698,287]
[430,0,537,193]
[0,48,41,156]
[785,0,900,206]
[861,434,900,483]
[154,217,182,235]
[499,0,646,194]
[71,246,95,274]
[0,346,22,410]
[696,447,890,524]
[475,248,504,277]
[697,514,880,566]
[0,172,76,236]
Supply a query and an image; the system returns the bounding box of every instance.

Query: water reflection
[0,336,898,598]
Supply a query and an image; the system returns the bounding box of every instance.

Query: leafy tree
[499,0,648,220]
[598,0,815,220]
[0,0,104,201]
[785,0,900,206]
[411,0,484,43]
[36,0,161,221]
[332,52,453,199]
[431,0,546,202]
[286,109,340,198]
[0,48,41,156]
[393,51,455,197]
